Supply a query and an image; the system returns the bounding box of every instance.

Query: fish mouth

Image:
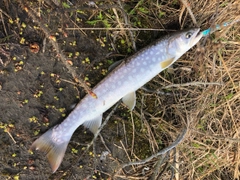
[190,28,203,46]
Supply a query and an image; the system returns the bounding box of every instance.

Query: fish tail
[30,128,70,173]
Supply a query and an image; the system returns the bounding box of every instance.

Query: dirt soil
[0,0,240,180]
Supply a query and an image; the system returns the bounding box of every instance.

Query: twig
[218,49,238,93]
[60,78,78,86]
[0,10,8,37]
[151,152,169,179]
[179,0,198,26]
[130,111,135,156]
[141,86,174,96]
[157,161,170,180]
[0,47,10,59]
[85,101,121,153]
[120,127,187,169]
[174,148,180,180]
[162,81,223,89]
[112,7,131,51]
[99,134,111,153]
[6,131,16,144]
[141,81,222,96]
[119,140,136,172]
[192,129,240,143]
[63,3,127,13]
[42,37,46,53]
[117,0,137,51]
[122,119,128,150]
[66,27,168,31]
[93,138,97,170]
[170,163,175,180]
[201,0,220,46]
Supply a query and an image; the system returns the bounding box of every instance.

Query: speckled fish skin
[31,28,202,172]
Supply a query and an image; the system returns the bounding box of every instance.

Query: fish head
[167,28,202,59]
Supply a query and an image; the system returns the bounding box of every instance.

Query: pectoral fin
[83,114,102,134]
[108,60,123,72]
[122,91,136,111]
[160,57,175,69]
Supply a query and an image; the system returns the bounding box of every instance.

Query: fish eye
[185,32,193,39]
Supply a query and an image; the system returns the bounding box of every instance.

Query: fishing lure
[201,19,240,36]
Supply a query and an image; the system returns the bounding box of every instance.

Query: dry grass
[95,0,240,179]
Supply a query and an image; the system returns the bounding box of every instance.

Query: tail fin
[30,128,69,173]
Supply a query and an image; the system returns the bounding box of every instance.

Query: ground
[0,0,240,180]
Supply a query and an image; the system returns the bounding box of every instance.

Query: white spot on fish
[104,83,109,88]
[81,104,87,109]
[122,67,127,73]
[158,56,164,61]
[150,64,156,70]
[128,76,133,81]
[102,88,108,94]
[112,75,118,81]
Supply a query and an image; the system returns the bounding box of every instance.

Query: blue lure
[201,19,240,36]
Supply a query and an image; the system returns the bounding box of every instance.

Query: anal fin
[83,114,102,134]
[122,91,136,111]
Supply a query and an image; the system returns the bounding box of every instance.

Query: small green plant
[86,12,111,28]
[71,148,78,154]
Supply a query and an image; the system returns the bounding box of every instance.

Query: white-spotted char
[31,28,202,172]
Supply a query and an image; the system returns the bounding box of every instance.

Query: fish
[31,28,203,172]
